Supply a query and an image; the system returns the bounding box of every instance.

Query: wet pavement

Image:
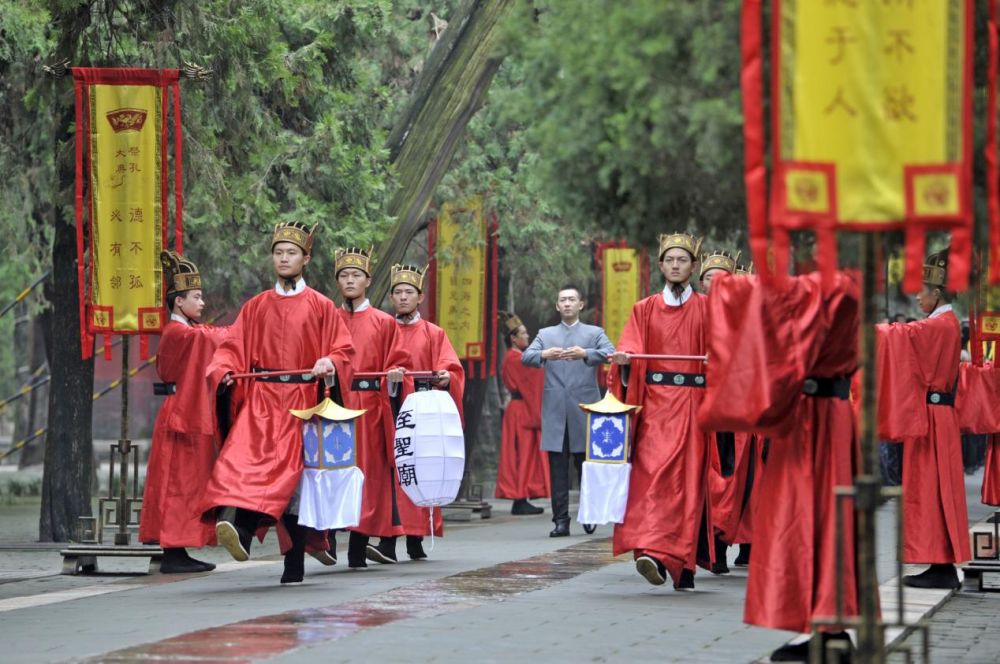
[0,473,995,663]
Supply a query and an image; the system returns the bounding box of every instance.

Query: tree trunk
[39,2,96,542]
[369,0,516,305]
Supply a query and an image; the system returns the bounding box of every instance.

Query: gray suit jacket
[522,321,615,453]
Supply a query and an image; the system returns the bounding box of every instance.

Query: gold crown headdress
[271,221,318,254]
[500,311,524,333]
[658,232,703,260]
[922,249,949,288]
[390,263,428,292]
[160,250,202,294]
[699,250,739,280]
[734,260,756,276]
[335,246,373,276]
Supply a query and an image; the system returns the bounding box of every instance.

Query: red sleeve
[699,275,824,435]
[956,363,1000,434]
[206,298,253,389]
[875,321,930,440]
[322,300,354,378]
[607,299,648,403]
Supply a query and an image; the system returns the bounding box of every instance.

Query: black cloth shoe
[675,568,695,591]
[511,499,544,515]
[406,535,428,560]
[549,519,570,537]
[160,548,214,573]
[366,537,398,564]
[216,508,252,562]
[711,536,730,575]
[635,555,666,586]
[734,543,751,567]
[903,563,961,589]
[771,632,853,663]
[347,531,369,568]
[280,513,305,584]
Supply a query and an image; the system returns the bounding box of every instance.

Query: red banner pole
[989,0,1000,286]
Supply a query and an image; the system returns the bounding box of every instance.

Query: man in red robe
[330,247,408,568]
[609,232,714,591]
[201,221,353,581]
[877,249,970,589]
[496,313,549,514]
[371,264,465,561]
[140,251,229,573]
[699,270,859,661]
[700,250,756,573]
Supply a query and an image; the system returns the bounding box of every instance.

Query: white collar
[343,298,370,313]
[560,319,580,328]
[662,283,693,306]
[928,303,953,319]
[170,312,192,326]
[274,276,306,296]
[396,311,422,326]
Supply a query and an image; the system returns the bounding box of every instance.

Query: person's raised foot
[366,537,398,564]
[215,519,250,562]
[635,555,666,586]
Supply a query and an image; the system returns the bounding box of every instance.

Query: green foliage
[438,0,746,321]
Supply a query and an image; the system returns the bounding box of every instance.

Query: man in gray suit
[523,286,615,537]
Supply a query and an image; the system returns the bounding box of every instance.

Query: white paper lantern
[393,390,465,507]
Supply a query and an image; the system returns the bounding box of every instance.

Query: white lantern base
[297,466,364,530]
[577,461,631,526]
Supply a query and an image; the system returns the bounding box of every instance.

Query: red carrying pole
[353,371,435,379]
[229,369,315,380]
[624,354,708,362]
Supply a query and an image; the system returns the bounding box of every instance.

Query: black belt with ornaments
[645,371,706,388]
[252,367,317,383]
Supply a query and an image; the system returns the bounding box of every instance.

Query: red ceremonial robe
[200,286,353,522]
[393,317,465,537]
[956,363,1000,506]
[496,347,550,500]
[708,431,759,545]
[140,320,229,548]
[610,290,714,584]
[877,309,970,564]
[699,271,860,634]
[340,305,410,537]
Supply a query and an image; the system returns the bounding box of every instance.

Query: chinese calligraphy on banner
[72,68,184,359]
[741,0,975,291]
[435,196,497,378]
[597,243,645,347]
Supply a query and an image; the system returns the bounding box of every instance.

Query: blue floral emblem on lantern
[588,414,627,462]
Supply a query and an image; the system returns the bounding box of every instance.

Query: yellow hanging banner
[73,68,183,359]
[89,83,163,332]
[436,197,486,360]
[599,245,642,347]
[745,0,974,290]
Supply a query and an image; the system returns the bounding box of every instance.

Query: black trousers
[548,429,584,524]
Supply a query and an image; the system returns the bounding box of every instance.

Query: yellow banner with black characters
[600,245,642,347]
[436,197,486,360]
[746,0,974,290]
[73,68,183,358]
[89,82,163,333]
